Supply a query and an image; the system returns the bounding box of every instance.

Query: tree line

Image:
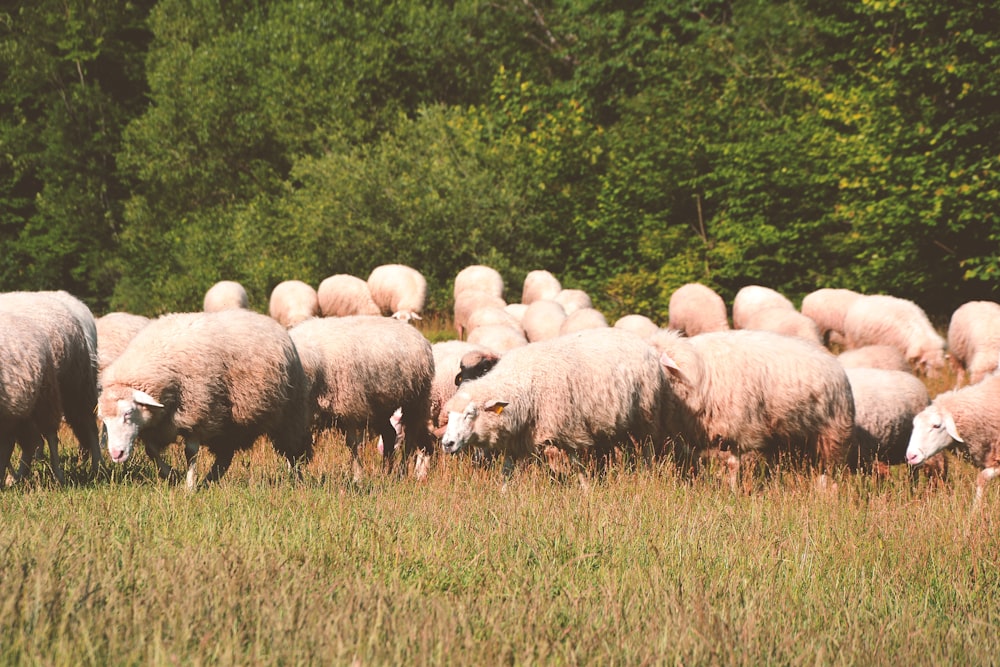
[2,0,997,321]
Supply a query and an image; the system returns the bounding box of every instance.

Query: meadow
[2,326,999,666]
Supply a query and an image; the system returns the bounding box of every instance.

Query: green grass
[3,431,1000,666]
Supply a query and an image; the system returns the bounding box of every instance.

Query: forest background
[2,0,997,322]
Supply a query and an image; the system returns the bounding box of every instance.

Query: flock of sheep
[3,265,1000,510]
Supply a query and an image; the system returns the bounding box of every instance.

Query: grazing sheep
[367,264,427,323]
[99,310,313,490]
[845,368,944,478]
[203,280,249,312]
[317,274,382,317]
[837,345,912,373]
[667,283,729,336]
[650,328,854,486]
[289,316,435,480]
[738,306,823,346]
[454,265,504,301]
[465,306,521,337]
[429,341,497,433]
[0,291,102,477]
[614,314,660,341]
[947,300,1000,387]
[454,290,507,340]
[521,270,562,305]
[96,312,150,377]
[521,299,567,342]
[559,307,608,336]
[843,294,946,377]
[554,288,592,315]
[906,374,1000,509]
[467,324,528,353]
[269,279,320,328]
[441,328,667,480]
[504,303,528,324]
[800,288,863,347]
[731,285,795,330]
[0,311,64,485]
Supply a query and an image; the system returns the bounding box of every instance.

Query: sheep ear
[132,389,164,409]
[943,413,963,443]
[483,400,508,414]
[659,351,688,383]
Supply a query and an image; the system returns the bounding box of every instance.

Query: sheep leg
[376,420,398,476]
[183,439,201,492]
[145,443,177,482]
[205,449,235,485]
[12,428,41,483]
[973,467,999,512]
[568,449,591,493]
[43,429,66,485]
[0,433,16,488]
[345,428,365,482]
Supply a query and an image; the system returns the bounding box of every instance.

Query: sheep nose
[905,452,921,466]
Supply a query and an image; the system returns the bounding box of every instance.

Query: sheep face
[100,389,164,463]
[441,394,508,455]
[906,404,960,466]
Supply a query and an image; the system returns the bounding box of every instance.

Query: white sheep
[269,279,320,328]
[843,294,946,377]
[429,341,497,434]
[845,368,944,478]
[99,310,313,490]
[906,374,1000,510]
[947,300,1000,387]
[0,311,64,486]
[203,280,249,312]
[521,270,562,305]
[731,285,795,330]
[800,288,862,346]
[738,306,823,346]
[554,288,592,315]
[667,283,729,336]
[650,328,854,486]
[0,291,102,478]
[454,265,504,301]
[96,312,151,377]
[289,316,435,480]
[317,274,382,317]
[367,264,427,323]
[467,324,528,353]
[559,307,608,336]
[441,328,667,480]
[837,345,911,373]
[454,290,507,340]
[614,314,660,340]
[521,299,567,342]
[465,305,521,338]
[504,303,528,324]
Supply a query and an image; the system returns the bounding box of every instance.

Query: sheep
[554,288,592,315]
[731,285,795,330]
[441,328,667,481]
[842,294,946,377]
[504,303,528,324]
[650,328,854,487]
[0,291,102,478]
[845,368,945,479]
[0,311,64,486]
[737,306,824,346]
[269,279,320,328]
[521,269,562,305]
[947,300,1000,387]
[454,290,507,340]
[467,324,528,353]
[559,307,608,336]
[317,274,382,317]
[454,265,504,301]
[367,264,427,323]
[905,374,1000,510]
[288,315,435,480]
[428,341,497,433]
[667,283,729,336]
[800,288,863,347]
[203,280,249,312]
[614,314,660,341]
[837,345,912,373]
[521,299,567,342]
[96,312,150,377]
[99,310,313,490]
[465,306,521,337]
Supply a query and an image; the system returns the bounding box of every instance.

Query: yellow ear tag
[494,405,504,414]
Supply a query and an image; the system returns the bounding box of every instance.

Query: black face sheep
[367,264,427,323]
[427,341,497,436]
[650,328,854,488]
[667,283,729,336]
[906,374,1000,510]
[441,328,667,481]
[98,310,313,490]
[269,279,320,328]
[317,274,382,317]
[203,280,249,312]
[289,315,435,480]
[842,294,946,378]
[947,300,1000,387]
[800,288,863,347]
[521,269,562,305]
